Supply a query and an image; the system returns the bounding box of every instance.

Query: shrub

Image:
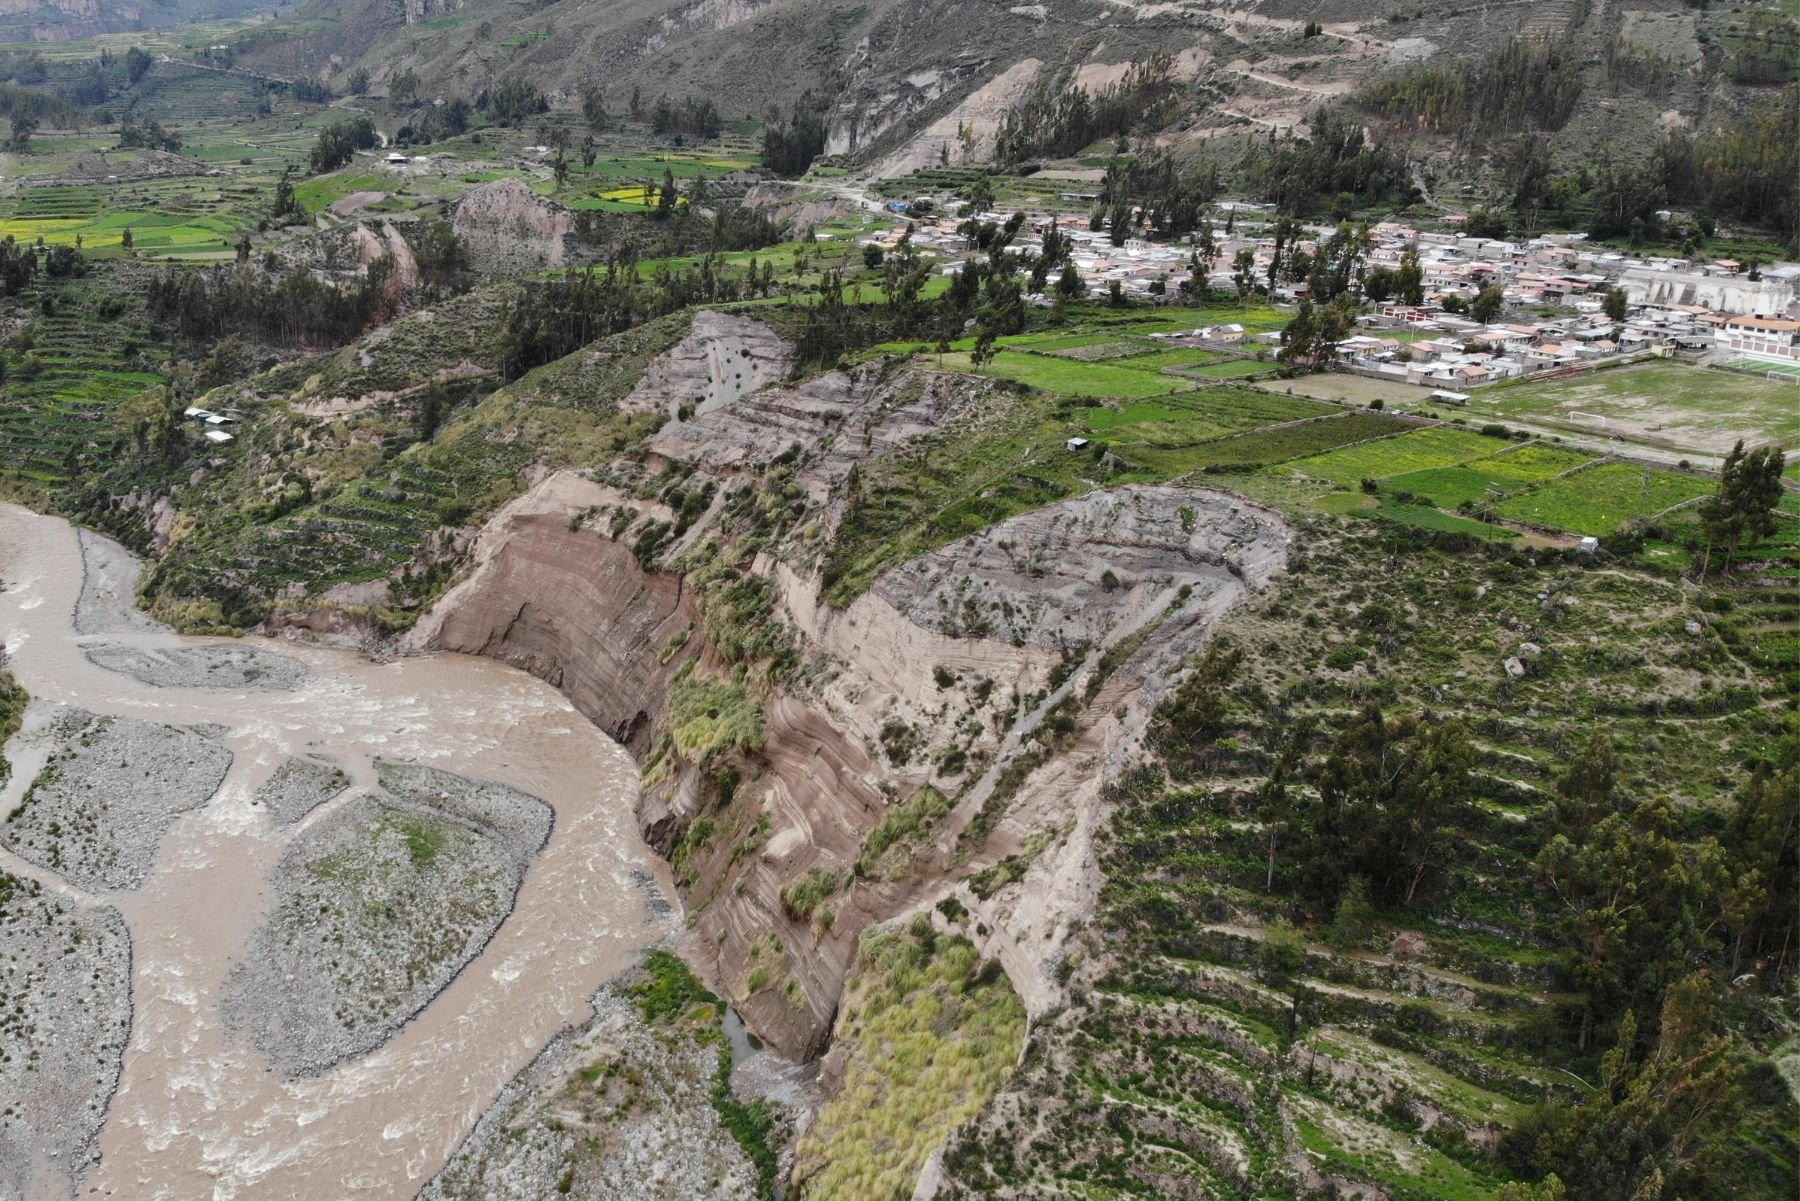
[1256,918,1305,984]
[779,868,839,920]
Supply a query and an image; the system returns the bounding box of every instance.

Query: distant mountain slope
[232,0,1793,200]
[0,0,271,41]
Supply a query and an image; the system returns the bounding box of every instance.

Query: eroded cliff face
[451,180,577,272]
[406,474,699,751]
[412,317,1292,1068]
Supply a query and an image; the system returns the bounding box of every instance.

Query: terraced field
[0,278,161,488]
[943,516,1799,1198]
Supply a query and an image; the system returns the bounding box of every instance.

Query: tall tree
[1231,248,1258,305]
[1301,703,1478,908]
[1503,974,1743,1200]
[1395,248,1424,305]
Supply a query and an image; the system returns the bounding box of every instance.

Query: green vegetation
[792,921,1026,1200]
[856,786,951,878]
[778,868,839,921]
[1285,427,1513,488]
[1494,462,1711,536]
[0,672,25,782]
[627,950,780,1196]
[668,670,765,766]
[936,348,1196,398]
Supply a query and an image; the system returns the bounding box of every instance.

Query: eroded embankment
[416,453,1290,1061]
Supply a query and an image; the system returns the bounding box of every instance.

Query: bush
[779,868,839,920]
[1328,875,1377,947]
[1257,918,1306,984]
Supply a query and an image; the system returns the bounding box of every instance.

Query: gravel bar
[0,710,232,892]
[224,763,553,1077]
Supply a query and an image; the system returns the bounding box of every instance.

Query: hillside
[0,0,273,41]
[0,2,1794,1197]
[222,0,1800,208]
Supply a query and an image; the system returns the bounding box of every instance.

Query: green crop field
[1131,410,1411,474]
[1371,497,1520,540]
[1383,445,1597,507]
[1079,388,1331,447]
[1107,348,1225,372]
[1493,461,1713,535]
[1282,427,1511,487]
[1187,357,1276,378]
[934,350,1195,398]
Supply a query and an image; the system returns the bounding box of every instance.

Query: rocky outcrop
[414,331,1292,1065]
[452,179,576,272]
[646,361,979,502]
[621,311,793,421]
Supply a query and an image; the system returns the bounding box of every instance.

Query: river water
[0,504,676,1200]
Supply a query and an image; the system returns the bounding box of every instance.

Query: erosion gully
[0,503,677,1200]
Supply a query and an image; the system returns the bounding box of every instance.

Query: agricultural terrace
[865,309,1767,554]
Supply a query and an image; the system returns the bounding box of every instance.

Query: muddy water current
[0,504,677,1200]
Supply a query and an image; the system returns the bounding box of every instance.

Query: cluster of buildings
[869,200,1800,378]
[182,405,237,444]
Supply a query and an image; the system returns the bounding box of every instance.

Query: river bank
[0,503,675,1199]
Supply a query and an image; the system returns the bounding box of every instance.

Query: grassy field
[1472,362,1800,455]
[1494,461,1713,535]
[1081,388,1332,446]
[935,349,1197,398]
[1282,427,1513,487]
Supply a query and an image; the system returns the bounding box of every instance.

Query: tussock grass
[791,922,1024,1201]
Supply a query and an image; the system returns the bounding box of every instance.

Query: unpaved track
[0,503,676,1201]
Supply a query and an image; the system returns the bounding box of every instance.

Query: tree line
[308,115,378,174]
[992,53,1178,163]
[648,94,723,140]
[1240,106,1416,217]
[1358,37,1583,141]
[146,259,394,348]
[760,96,829,177]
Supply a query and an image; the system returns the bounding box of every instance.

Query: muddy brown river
[0,504,676,1200]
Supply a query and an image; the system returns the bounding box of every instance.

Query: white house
[1715,315,1800,364]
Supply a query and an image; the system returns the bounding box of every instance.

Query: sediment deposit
[0,871,131,1201]
[83,643,310,691]
[225,762,553,1076]
[422,985,757,1201]
[251,754,350,825]
[0,709,232,892]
